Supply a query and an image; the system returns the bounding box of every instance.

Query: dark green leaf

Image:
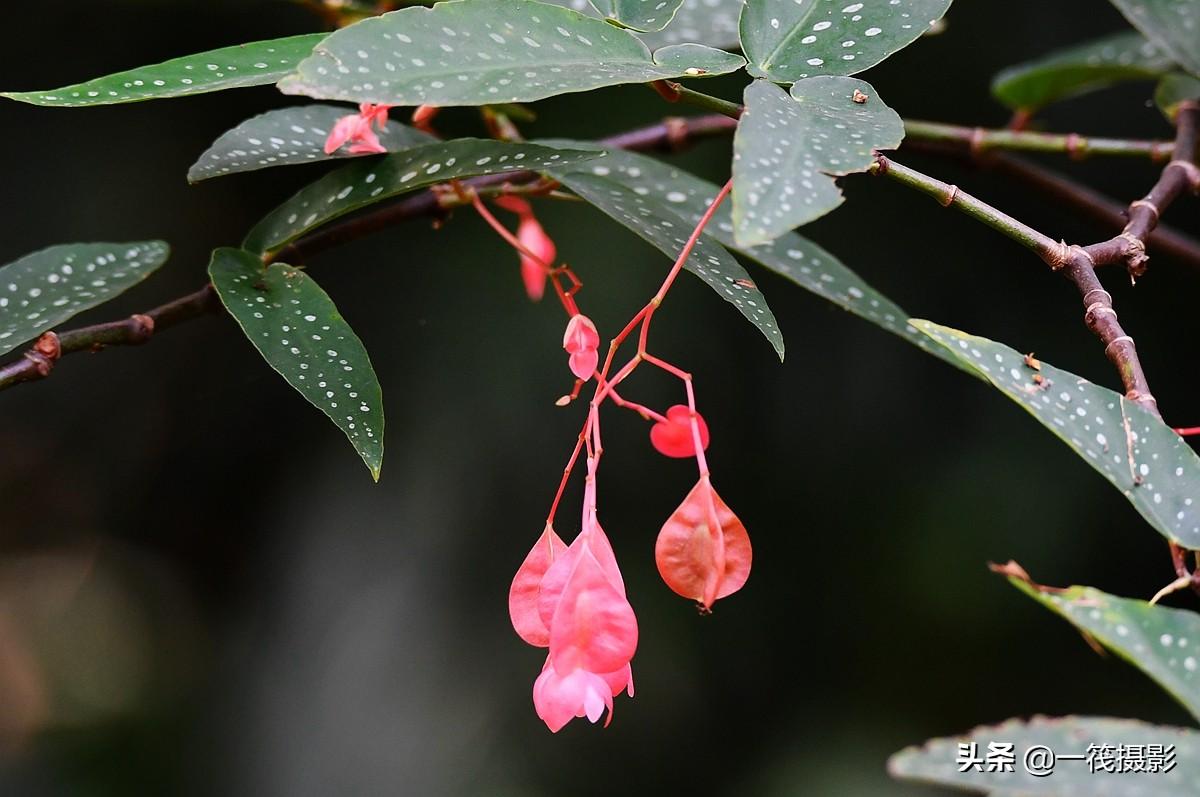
[1007,575,1200,721]
[544,144,961,368]
[1156,72,1200,120]
[0,241,169,356]
[1109,0,1200,77]
[209,247,384,480]
[277,0,745,108]
[992,31,1175,112]
[589,0,684,32]
[740,0,952,83]
[3,34,325,107]
[891,716,1199,795]
[733,77,902,246]
[550,170,785,359]
[914,320,1200,549]
[243,139,602,254]
[188,104,435,182]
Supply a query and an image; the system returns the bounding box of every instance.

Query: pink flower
[323,103,392,155]
[563,314,600,381]
[494,196,554,301]
[650,405,710,458]
[533,658,634,732]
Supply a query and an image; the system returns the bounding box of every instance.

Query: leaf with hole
[739,0,952,83]
[913,320,1200,549]
[890,716,1199,795]
[1109,0,1200,78]
[0,241,169,356]
[188,104,436,182]
[276,0,745,108]
[588,0,684,31]
[544,144,962,368]
[1004,573,1200,722]
[243,139,601,255]
[549,169,785,360]
[551,0,740,47]
[992,31,1176,112]
[733,77,902,246]
[3,34,325,107]
[209,247,384,481]
[1156,72,1200,121]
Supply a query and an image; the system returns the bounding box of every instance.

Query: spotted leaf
[188,104,435,183]
[209,247,384,481]
[550,170,785,360]
[0,241,169,356]
[733,78,902,246]
[543,144,961,368]
[740,0,952,83]
[3,34,325,107]
[588,0,684,32]
[914,320,1200,549]
[992,31,1176,112]
[1004,573,1200,721]
[890,716,1199,795]
[243,139,601,254]
[551,0,740,47]
[276,0,745,108]
[1109,0,1200,78]
[1156,72,1200,121]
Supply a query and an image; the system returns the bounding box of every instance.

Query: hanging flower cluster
[470,180,753,732]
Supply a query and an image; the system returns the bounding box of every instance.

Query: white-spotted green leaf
[543,144,961,368]
[733,77,902,246]
[188,104,436,182]
[552,0,740,47]
[3,34,325,107]
[209,247,384,480]
[243,139,601,254]
[550,170,785,359]
[890,716,1199,795]
[992,31,1176,112]
[914,320,1200,549]
[0,241,169,356]
[1006,576,1200,721]
[588,0,684,32]
[1109,0,1200,78]
[1156,72,1200,121]
[739,0,952,83]
[276,0,745,108]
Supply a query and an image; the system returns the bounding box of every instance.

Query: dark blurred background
[0,1,1197,795]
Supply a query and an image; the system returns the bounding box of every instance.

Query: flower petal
[655,479,752,608]
[509,524,568,647]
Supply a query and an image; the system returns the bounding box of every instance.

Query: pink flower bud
[323,103,392,155]
[516,216,554,301]
[563,314,600,381]
[650,405,710,458]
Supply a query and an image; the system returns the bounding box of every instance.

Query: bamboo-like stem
[903,119,1175,160]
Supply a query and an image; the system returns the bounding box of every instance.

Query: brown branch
[0,113,738,394]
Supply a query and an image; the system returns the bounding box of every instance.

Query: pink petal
[509,524,568,647]
[655,479,752,609]
[549,548,638,675]
[323,115,360,154]
[532,660,616,733]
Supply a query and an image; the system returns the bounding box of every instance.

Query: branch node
[940,184,960,207]
[1064,133,1086,160]
[1169,158,1200,192]
[872,153,890,176]
[663,116,690,152]
[32,331,60,361]
[1046,240,1072,270]
[1117,232,1149,277]
[1128,198,1160,223]
[129,313,156,343]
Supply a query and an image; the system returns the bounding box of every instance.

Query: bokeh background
[0,1,1197,795]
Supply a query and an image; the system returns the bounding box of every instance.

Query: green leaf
[188,104,435,183]
[544,144,962,368]
[1156,72,1200,121]
[550,170,786,359]
[733,77,902,246]
[552,0,740,47]
[913,320,1200,549]
[208,248,384,480]
[1109,0,1200,78]
[992,31,1176,112]
[588,0,684,32]
[1006,575,1200,722]
[890,716,1199,795]
[276,0,745,108]
[3,34,325,108]
[243,139,602,255]
[739,0,952,83]
[0,241,169,356]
